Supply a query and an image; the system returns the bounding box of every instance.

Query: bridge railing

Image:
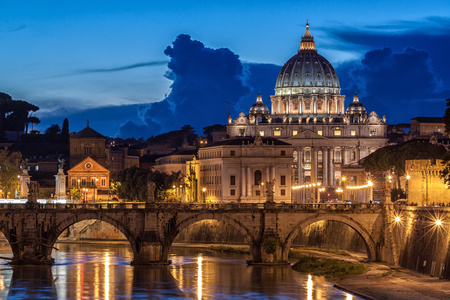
[0,202,388,212]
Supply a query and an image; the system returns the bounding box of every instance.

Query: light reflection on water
[0,243,358,299]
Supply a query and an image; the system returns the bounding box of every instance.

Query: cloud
[329,18,450,123]
[75,61,168,74]
[118,34,252,137]
[336,46,448,123]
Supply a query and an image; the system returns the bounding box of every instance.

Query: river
[0,242,359,299]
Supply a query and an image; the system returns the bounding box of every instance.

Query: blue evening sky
[1,1,449,137]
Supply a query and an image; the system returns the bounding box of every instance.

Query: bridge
[0,202,411,265]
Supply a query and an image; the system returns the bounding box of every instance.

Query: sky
[1,1,450,137]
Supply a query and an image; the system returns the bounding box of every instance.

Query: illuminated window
[334,130,341,136]
[259,131,265,136]
[317,130,323,135]
[351,130,356,136]
[35,165,39,171]
[318,151,323,162]
[293,130,298,136]
[274,130,281,136]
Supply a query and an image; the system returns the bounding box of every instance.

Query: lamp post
[259,182,264,203]
[341,176,346,202]
[336,188,343,202]
[368,180,373,204]
[202,187,206,203]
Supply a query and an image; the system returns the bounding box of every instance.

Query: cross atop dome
[353,91,360,102]
[300,22,315,51]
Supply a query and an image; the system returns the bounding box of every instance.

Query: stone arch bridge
[0,202,400,265]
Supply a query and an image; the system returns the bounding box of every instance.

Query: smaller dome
[346,92,366,115]
[249,93,270,115]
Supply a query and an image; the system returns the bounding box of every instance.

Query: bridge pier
[249,234,289,265]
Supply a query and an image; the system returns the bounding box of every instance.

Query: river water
[0,242,359,299]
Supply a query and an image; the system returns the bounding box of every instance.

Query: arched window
[305,151,311,162]
[254,170,262,185]
[335,151,341,162]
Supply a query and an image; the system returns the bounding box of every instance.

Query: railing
[0,202,389,212]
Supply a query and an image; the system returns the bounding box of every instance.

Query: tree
[363,140,447,190]
[61,118,69,141]
[439,98,450,185]
[443,98,450,134]
[0,148,23,198]
[0,92,40,137]
[111,167,182,202]
[45,124,61,136]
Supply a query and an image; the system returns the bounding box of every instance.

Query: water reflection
[0,243,358,299]
[197,256,203,300]
[7,265,57,299]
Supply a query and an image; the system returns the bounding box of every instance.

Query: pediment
[68,156,109,173]
[289,129,328,140]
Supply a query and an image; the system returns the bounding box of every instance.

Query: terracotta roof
[71,126,105,138]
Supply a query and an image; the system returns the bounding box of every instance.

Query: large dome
[275,24,340,96]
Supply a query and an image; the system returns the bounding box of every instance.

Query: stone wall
[394,209,450,280]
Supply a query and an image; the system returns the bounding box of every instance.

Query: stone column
[329,148,335,187]
[298,148,303,185]
[322,147,328,187]
[241,167,246,197]
[314,148,319,183]
[19,169,31,198]
[266,167,270,182]
[247,167,252,197]
[54,168,67,199]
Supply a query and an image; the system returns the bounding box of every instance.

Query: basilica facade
[227,24,388,196]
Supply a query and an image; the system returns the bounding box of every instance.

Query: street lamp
[336,188,343,202]
[202,187,206,203]
[259,182,264,203]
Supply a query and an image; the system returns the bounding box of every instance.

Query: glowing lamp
[436,220,442,226]
[395,217,400,222]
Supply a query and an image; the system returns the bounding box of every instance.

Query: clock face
[85,162,92,170]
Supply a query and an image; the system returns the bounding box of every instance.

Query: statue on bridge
[27,181,40,205]
[265,179,275,203]
[147,181,156,203]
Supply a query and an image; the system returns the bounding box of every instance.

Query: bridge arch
[162,212,258,262]
[45,213,138,260]
[282,214,378,262]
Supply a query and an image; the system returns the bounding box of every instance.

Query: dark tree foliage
[362,140,447,176]
[439,99,450,185]
[147,125,198,148]
[443,98,450,135]
[61,118,69,141]
[111,166,182,202]
[203,124,226,143]
[45,124,61,136]
[0,92,40,139]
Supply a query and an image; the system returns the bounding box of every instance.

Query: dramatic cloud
[336,46,447,123]
[331,18,450,123]
[118,34,253,137]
